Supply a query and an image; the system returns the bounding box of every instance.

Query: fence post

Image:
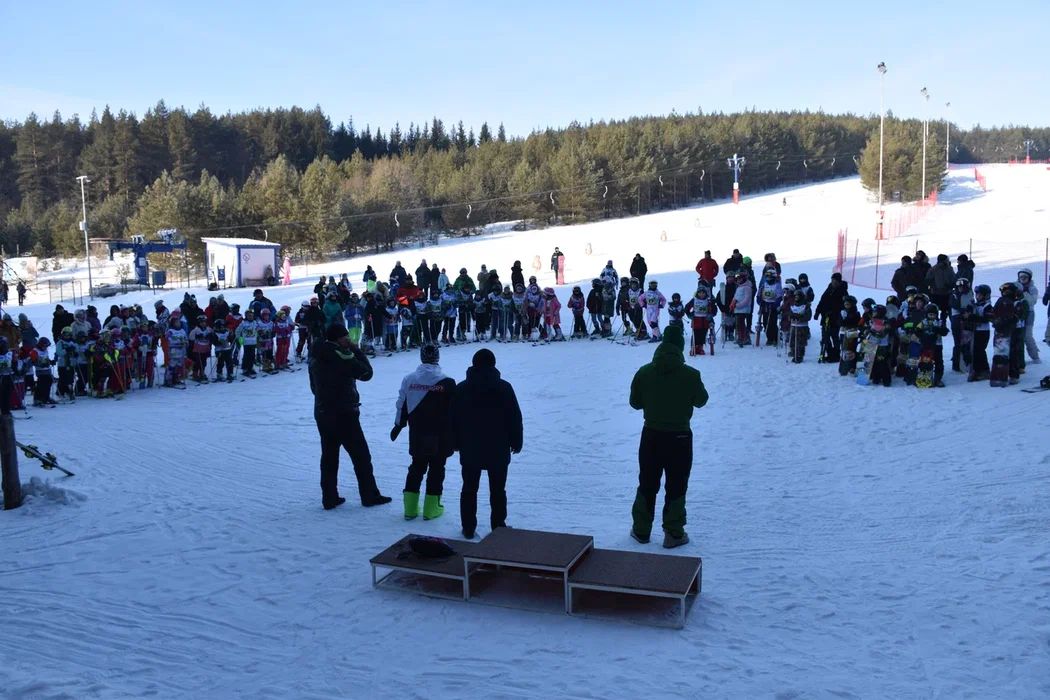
[874,238,881,289]
[1,413,22,510]
[969,239,972,259]
[851,240,860,285]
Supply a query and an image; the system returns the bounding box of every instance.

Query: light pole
[726,153,746,204]
[945,102,951,170]
[76,175,94,300]
[877,62,887,238]
[1024,138,1035,163]
[920,87,929,203]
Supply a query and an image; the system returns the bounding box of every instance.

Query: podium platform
[462,528,593,612]
[568,548,702,628]
[370,529,702,627]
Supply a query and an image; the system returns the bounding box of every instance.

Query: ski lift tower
[107,229,188,287]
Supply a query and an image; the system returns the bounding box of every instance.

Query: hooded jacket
[629,325,708,432]
[450,365,523,468]
[394,363,457,457]
[309,340,373,414]
[926,260,957,296]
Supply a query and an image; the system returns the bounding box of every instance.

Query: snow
[3,165,1049,698]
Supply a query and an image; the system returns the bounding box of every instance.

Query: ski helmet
[955,277,970,289]
[37,337,51,348]
[591,278,601,287]
[529,276,537,284]
[843,296,856,307]
[230,303,240,312]
[1018,268,1033,282]
[904,285,918,297]
[197,315,208,324]
[999,282,1017,297]
[885,294,899,307]
[764,268,777,279]
[742,256,752,267]
[785,278,798,287]
[572,286,582,294]
[214,318,226,329]
[914,293,929,305]
[926,303,940,318]
[543,287,555,296]
[671,292,681,301]
[154,299,165,309]
[629,277,640,287]
[648,280,658,289]
[245,309,254,318]
[874,304,887,319]
[974,284,991,300]
[782,283,796,293]
[301,300,310,308]
[797,273,809,284]
[861,298,875,309]
[620,277,629,285]
[420,343,440,365]
[61,326,73,338]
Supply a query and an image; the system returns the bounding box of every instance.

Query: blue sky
[2,1,1047,135]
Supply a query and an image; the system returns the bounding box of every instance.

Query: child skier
[212,319,236,382]
[257,308,276,372]
[916,303,949,387]
[788,292,812,363]
[730,272,753,347]
[667,293,686,328]
[685,286,717,355]
[756,268,783,345]
[30,337,56,406]
[236,309,258,378]
[542,287,564,341]
[274,308,294,369]
[165,310,189,386]
[586,279,604,336]
[189,315,213,382]
[641,280,667,343]
[472,292,489,341]
[55,327,78,400]
[968,284,992,381]
[384,298,401,351]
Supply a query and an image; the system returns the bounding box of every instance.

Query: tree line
[1,101,1038,261]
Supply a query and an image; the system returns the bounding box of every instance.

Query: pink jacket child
[542,288,565,341]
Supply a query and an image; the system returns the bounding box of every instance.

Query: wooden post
[1,413,22,510]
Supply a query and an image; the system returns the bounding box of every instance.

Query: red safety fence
[834,228,847,274]
[974,168,987,191]
[876,190,938,240]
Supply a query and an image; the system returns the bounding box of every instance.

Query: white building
[201,238,281,288]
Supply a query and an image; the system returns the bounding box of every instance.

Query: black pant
[632,426,692,538]
[1009,328,1025,379]
[405,454,446,495]
[215,350,234,378]
[971,329,990,378]
[33,374,53,403]
[460,463,508,534]
[241,345,256,373]
[931,293,950,321]
[315,409,382,505]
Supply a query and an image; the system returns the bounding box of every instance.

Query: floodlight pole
[877,62,887,239]
[76,175,94,300]
[945,102,951,169]
[920,87,929,203]
[1024,138,1035,164]
[726,153,746,204]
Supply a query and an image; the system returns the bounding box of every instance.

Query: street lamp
[920,87,929,203]
[877,61,887,239]
[76,175,94,300]
[945,102,951,170]
[726,153,746,204]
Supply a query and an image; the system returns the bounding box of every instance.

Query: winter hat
[472,348,496,368]
[420,343,440,365]
[937,253,949,263]
[660,324,685,352]
[831,272,842,281]
[957,254,969,263]
[326,324,349,341]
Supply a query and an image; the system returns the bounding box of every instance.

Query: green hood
[652,325,685,371]
[630,325,708,432]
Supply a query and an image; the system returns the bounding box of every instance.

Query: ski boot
[422,494,444,520]
[403,492,420,520]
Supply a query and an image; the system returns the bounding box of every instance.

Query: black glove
[390,424,403,442]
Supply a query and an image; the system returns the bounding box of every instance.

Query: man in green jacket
[629,324,709,548]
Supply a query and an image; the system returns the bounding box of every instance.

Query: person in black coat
[813,273,849,362]
[415,260,431,292]
[390,261,408,286]
[510,261,525,291]
[362,266,377,284]
[630,254,648,286]
[911,250,932,293]
[52,304,75,340]
[308,324,391,510]
[450,348,523,539]
[890,256,913,301]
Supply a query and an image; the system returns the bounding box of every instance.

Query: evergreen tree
[479,122,492,144]
[497,123,507,143]
[167,109,198,181]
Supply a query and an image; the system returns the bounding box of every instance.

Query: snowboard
[839,328,860,376]
[989,332,1010,387]
[915,347,935,388]
[16,442,75,476]
[904,332,921,385]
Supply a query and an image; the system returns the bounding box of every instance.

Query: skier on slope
[586,279,604,336]
[685,286,717,355]
[567,286,587,338]
[730,271,753,347]
[391,343,457,521]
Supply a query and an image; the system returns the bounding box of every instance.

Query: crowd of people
[4,244,1047,414]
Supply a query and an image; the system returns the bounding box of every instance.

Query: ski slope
[2,166,1049,699]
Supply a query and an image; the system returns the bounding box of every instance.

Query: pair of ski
[688,327,715,356]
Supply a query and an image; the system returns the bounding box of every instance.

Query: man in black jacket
[911,250,932,293]
[415,259,431,292]
[308,324,392,510]
[890,256,913,301]
[52,304,75,340]
[813,272,849,362]
[630,254,648,286]
[450,348,523,539]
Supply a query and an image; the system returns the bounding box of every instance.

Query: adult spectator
[16,281,26,306]
[695,251,718,287]
[761,253,782,277]
[453,268,476,294]
[510,261,525,291]
[477,265,490,296]
[631,254,649,286]
[723,249,744,279]
[308,324,392,510]
[814,272,849,362]
[628,324,708,548]
[362,265,377,285]
[52,304,74,340]
[891,256,914,301]
[180,293,205,325]
[926,254,956,320]
[450,348,523,539]
[415,259,431,291]
[395,275,423,307]
[248,288,275,318]
[550,247,564,274]
[912,250,932,293]
[390,261,408,286]
[487,270,502,296]
[956,255,975,284]
[313,275,327,305]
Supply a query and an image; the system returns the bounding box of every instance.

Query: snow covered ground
[3,166,1049,699]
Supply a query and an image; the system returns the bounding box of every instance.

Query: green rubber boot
[422,494,444,520]
[403,491,420,520]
